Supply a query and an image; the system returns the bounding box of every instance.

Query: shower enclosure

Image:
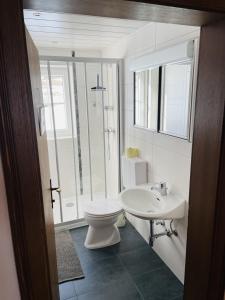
[40,57,122,225]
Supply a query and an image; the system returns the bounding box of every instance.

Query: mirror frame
[133,68,161,132]
[159,59,194,140]
[133,41,198,142]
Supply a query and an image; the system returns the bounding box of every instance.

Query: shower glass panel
[102,63,119,199]
[69,62,92,211]
[40,58,120,225]
[85,63,106,202]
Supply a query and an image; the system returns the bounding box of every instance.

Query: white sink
[119,186,185,220]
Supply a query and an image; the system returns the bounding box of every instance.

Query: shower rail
[40,56,121,64]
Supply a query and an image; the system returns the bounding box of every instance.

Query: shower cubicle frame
[40,55,124,229]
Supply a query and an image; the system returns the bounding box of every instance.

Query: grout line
[72,275,78,298]
[59,283,77,300]
[117,254,145,300]
[115,244,147,256]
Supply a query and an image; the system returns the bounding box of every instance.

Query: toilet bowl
[83,200,123,249]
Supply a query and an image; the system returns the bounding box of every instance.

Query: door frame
[1,0,225,299]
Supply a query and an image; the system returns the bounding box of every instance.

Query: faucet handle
[160,182,168,196]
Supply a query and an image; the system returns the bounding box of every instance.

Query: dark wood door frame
[0,1,53,299]
[184,19,225,299]
[23,0,225,26]
[1,0,225,299]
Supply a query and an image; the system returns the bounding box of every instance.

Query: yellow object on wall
[126,147,140,158]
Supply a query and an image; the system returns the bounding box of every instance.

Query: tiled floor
[59,222,183,300]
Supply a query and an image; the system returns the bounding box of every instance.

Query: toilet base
[84,224,120,249]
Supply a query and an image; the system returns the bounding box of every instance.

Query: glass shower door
[85,63,107,202]
[40,59,120,225]
[41,61,79,224]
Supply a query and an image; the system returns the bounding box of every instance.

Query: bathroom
[24,9,200,300]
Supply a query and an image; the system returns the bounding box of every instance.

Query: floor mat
[55,230,84,283]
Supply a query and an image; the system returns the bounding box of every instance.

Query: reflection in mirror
[160,60,193,139]
[134,68,159,130]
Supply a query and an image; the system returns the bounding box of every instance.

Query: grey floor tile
[119,246,164,276]
[74,256,132,296]
[63,222,183,300]
[77,279,142,300]
[70,227,116,266]
[59,281,76,300]
[113,223,147,254]
[133,266,183,300]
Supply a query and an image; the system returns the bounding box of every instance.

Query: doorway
[1,1,225,300]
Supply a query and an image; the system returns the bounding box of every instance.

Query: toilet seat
[83,200,123,218]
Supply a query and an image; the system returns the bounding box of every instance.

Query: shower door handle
[49,179,61,208]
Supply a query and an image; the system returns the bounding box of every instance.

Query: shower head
[91,74,106,91]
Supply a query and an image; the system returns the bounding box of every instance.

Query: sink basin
[119,186,185,220]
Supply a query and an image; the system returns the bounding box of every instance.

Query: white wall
[102,22,200,282]
[0,154,21,300]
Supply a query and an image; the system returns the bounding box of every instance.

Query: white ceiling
[24,10,149,51]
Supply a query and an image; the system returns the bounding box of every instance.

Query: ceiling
[24,10,149,50]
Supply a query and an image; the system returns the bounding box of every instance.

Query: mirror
[160,60,193,139]
[134,67,159,130]
[133,60,193,140]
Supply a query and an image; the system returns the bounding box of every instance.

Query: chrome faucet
[151,182,168,196]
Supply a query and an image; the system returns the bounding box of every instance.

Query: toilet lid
[83,200,123,217]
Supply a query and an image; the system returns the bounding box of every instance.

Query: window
[160,61,193,139]
[41,64,73,138]
[134,67,159,130]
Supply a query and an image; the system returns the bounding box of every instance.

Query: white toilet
[83,200,123,249]
[83,156,147,249]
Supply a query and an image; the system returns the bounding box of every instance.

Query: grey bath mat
[55,230,84,283]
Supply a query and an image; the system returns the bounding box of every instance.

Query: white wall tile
[153,132,192,158]
[102,21,200,283]
[152,144,191,199]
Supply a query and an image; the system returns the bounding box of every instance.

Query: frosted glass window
[40,63,74,138]
[134,68,159,130]
[160,61,192,139]
[51,76,66,104]
[41,74,68,131]
[53,104,67,130]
